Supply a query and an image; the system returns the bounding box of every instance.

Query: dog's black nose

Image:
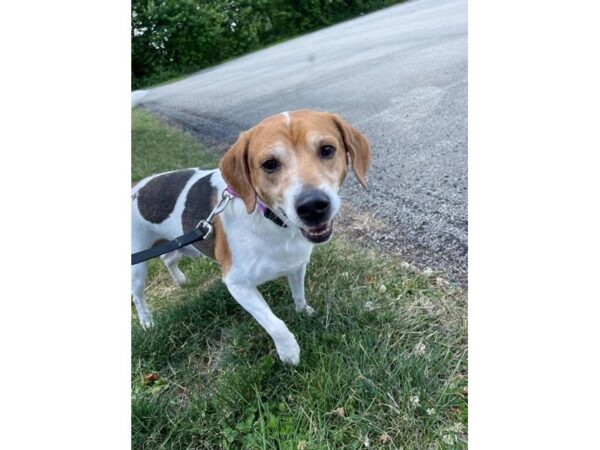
[296,190,331,224]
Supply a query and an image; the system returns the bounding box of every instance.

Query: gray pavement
[139,0,468,286]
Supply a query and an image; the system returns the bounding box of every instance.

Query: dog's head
[220,110,370,244]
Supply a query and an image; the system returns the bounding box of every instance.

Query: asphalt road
[139,0,468,286]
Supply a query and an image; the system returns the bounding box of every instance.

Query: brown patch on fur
[137,169,196,223]
[219,131,257,213]
[181,174,217,259]
[330,114,370,188]
[213,217,232,275]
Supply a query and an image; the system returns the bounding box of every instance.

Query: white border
[1,0,600,448]
[470,0,600,448]
[1,1,130,448]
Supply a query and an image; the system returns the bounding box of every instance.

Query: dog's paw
[296,303,316,316]
[140,315,155,330]
[303,305,316,316]
[275,336,300,366]
[296,304,316,315]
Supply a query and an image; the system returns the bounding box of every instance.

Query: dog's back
[131,168,220,253]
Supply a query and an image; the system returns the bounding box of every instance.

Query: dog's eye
[319,145,336,159]
[261,159,280,173]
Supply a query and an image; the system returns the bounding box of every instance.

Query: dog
[131,110,370,365]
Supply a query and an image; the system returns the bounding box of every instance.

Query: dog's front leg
[226,283,300,365]
[287,264,315,315]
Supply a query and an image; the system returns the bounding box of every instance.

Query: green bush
[132,0,404,89]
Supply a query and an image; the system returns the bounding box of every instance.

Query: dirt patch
[336,203,392,243]
[336,203,463,287]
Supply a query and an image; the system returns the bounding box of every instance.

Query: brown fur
[138,169,196,224]
[213,217,232,275]
[219,110,370,215]
[219,131,257,213]
[181,174,218,259]
[330,114,370,188]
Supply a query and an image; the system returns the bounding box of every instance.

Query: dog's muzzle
[295,189,334,243]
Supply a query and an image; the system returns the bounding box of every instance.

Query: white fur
[132,169,324,364]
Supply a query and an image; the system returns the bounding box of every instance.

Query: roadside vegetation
[132,0,406,89]
[132,108,219,181]
[131,107,468,449]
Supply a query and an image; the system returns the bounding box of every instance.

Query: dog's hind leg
[161,250,188,287]
[131,261,154,329]
[131,198,158,328]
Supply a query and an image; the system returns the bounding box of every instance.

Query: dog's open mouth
[300,221,333,243]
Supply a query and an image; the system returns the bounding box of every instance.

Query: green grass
[132,108,219,181]
[132,108,468,449]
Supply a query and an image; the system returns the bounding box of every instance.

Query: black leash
[131,222,212,265]
[131,190,233,265]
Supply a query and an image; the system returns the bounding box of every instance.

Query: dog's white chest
[223,213,313,285]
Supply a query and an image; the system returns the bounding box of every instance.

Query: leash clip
[194,189,234,235]
[196,220,213,239]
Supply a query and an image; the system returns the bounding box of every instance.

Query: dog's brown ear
[331,114,371,189]
[219,130,257,213]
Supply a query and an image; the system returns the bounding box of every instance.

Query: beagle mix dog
[131,110,370,365]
